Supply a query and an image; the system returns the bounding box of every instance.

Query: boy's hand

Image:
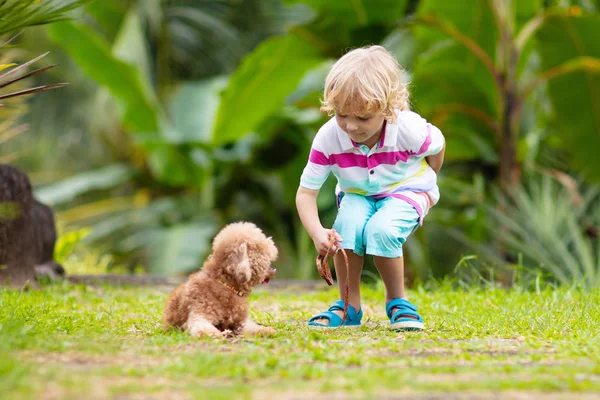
[311,227,343,256]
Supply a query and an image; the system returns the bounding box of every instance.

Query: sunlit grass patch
[1,282,600,398]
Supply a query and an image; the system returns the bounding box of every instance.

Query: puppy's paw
[187,315,225,338]
[189,328,226,338]
[221,329,234,337]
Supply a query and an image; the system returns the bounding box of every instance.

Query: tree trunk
[498,44,522,191]
[499,89,518,191]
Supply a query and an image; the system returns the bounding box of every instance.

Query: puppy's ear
[227,242,251,283]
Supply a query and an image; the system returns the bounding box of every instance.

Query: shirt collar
[336,123,356,150]
[382,119,398,148]
[336,118,398,151]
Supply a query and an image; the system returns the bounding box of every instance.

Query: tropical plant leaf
[411,64,498,162]
[535,14,600,182]
[46,19,208,187]
[284,60,332,106]
[474,175,600,287]
[143,220,219,274]
[159,0,309,79]
[112,10,153,91]
[54,227,92,265]
[212,33,323,145]
[513,0,543,31]
[84,0,129,41]
[415,0,498,67]
[168,77,228,144]
[381,28,417,72]
[412,0,500,162]
[284,0,407,26]
[146,145,200,187]
[34,164,136,205]
[46,21,160,133]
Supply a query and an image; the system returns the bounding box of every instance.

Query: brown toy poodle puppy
[162,222,278,337]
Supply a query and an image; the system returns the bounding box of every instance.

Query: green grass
[1,281,600,399]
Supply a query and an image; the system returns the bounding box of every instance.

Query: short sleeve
[299,128,332,190]
[396,111,445,157]
[421,123,445,157]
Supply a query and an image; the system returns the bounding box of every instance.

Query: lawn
[1,280,600,399]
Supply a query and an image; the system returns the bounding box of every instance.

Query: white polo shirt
[300,110,445,224]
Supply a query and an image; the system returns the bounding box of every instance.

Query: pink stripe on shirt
[415,124,432,155]
[309,149,329,165]
[368,151,410,167]
[312,149,417,169]
[329,153,367,168]
[310,150,369,168]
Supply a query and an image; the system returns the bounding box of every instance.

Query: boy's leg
[364,197,421,324]
[336,251,364,311]
[310,194,374,326]
[311,250,364,325]
[372,255,406,301]
[373,256,421,323]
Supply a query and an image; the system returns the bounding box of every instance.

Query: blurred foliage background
[2,0,600,286]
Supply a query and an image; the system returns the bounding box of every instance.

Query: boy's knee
[364,216,403,246]
[334,195,372,234]
[333,213,367,242]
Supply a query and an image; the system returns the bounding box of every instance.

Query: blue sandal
[308,300,363,328]
[386,298,424,331]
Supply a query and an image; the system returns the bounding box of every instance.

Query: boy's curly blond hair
[320,45,409,123]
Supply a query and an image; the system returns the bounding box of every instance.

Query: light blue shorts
[332,193,420,258]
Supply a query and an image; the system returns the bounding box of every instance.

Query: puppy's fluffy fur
[162,222,278,337]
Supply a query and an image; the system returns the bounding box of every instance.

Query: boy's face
[335,110,386,148]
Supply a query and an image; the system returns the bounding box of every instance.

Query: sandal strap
[329,300,362,322]
[308,310,343,326]
[308,300,363,326]
[390,308,423,324]
[386,298,417,319]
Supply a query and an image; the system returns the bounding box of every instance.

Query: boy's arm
[296,187,322,238]
[426,142,445,174]
[296,186,342,255]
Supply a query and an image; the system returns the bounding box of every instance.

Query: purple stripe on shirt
[309,149,329,165]
[373,193,425,226]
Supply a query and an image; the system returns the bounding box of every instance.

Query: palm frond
[0,63,57,89]
[0,0,94,36]
[0,51,49,84]
[0,82,68,101]
[0,48,67,105]
[482,175,600,287]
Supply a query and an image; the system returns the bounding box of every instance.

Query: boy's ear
[227,243,251,283]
